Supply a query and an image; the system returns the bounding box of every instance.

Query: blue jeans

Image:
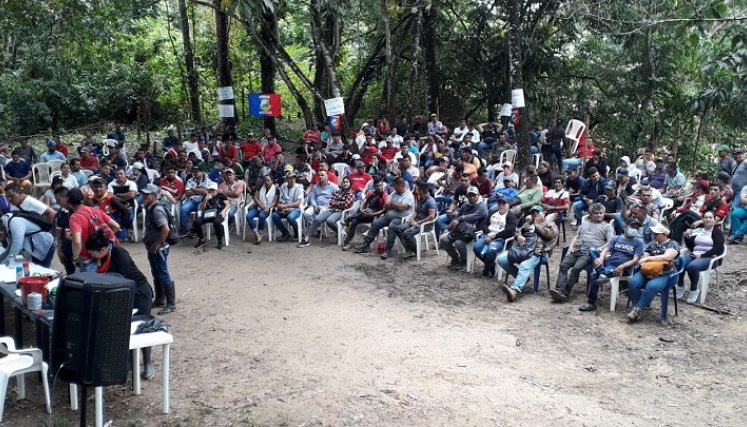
[497,251,542,292]
[179,199,200,234]
[628,271,674,309]
[436,213,452,237]
[473,236,504,275]
[147,246,173,290]
[530,145,539,155]
[572,200,589,224]
[271,209,301,237]
[679,255,714,291]
[613,213,626,234]
[246,208,271,232]
[33,244,56,268]
[731,206,747,239]
[562,157,582,172]
[551,143,563,168]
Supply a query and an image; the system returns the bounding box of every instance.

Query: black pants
[191,215,224,240]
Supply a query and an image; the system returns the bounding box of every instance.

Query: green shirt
[518,187,543,209]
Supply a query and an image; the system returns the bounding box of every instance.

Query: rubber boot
[141,348,154,380]
[158,282,176,315]
[153,280,165,308]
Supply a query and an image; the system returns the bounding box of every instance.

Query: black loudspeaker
[52,272,135,386]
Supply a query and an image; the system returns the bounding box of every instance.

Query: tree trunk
[508,0,530,170]
[178,0,200,123]
[421,1,439,115]
[259,10,278,134]
[214,0,235,127]
[406,8,423,116]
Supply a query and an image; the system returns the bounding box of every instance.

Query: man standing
[142,184,176,314]
[40,140,67,163]
[717,145,736,179]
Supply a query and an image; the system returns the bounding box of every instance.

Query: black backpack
[12,208,54,233]
[147,202,180,245]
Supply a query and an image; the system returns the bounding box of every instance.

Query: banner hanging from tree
[328,115,342,132]
[248,93,282,117]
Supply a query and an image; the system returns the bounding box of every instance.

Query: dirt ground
[3,230,746,427]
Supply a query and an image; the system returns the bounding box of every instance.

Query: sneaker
[401,250,416,259]
[158,305,176,315]
[298,238,311,248]
[142,362,154,381]
[452,263,467,272]
[579,303,597,312]
[686,289,700,304]
[194,239,206,248]
[502,285,518,302]
[353,244,370,253]
[178,231,191,238]
[549,288,569,302]
[380,251,391,260]
[627,306,642,322]
[342,241,352,251]
[676,285,686,300]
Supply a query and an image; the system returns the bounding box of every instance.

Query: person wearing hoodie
[617,156,639,179]
[439,186,488,271]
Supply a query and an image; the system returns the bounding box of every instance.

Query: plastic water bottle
[6,250,15,268]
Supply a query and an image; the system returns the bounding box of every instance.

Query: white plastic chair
[46,159,65,173]
[0,337,51,421]
[81,169,94,179]
[32,163,52,194]
[698,245,727,304]
[565,119,585,143]
[608,276,631,311]
[332,163,349,180]
[413,217,439,261]
[146,168,160,183]
[270,196,307,243]
[532,153,541,169]
[499,149,516,166]
[336,206,356,246]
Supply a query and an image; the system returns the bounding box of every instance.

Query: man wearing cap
[573,166,605,226]
[596,181,623,222]
[271,171,305,241]
[179,166,210,236]
[218,167,246,227]
[107,168,138,236]
[579,219,645,311]
[583,149,608,178]
[438,186,488,271]
[550,202,614,303]
[474,195,518,276]
[494,162,519,190]
[142,183,177,314]
[68,188,120,271]
[353,177,415,254]
[717,144,736,178]
[499,206,559,301]
[5,150,33,194]
[40,140,67,163]
[190,180,228,249]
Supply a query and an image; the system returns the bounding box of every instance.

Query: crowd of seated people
[10,118,741,325]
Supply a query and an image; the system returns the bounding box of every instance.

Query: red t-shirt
[240,141,263,159]
[311,170,339,185]
[380,147,398,160]
[219,144,237,160]
[56,142,69,158]
[161,177,185,199]
[79,155,99,170]
[88,193,114,215]
[69,205,118,259]
[348,171,372,193]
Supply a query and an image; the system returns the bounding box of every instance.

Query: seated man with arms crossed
[353,177,414,254]
[385,181,437,260]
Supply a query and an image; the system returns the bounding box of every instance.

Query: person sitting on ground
[438,186,488,271]
[678,211,724,304]
[386,182,437,260]
[246,175,277,244]
[271,171,305,241]
[572,166,605,226]
[342,177,388,250]
[354,177,415,254]
[550,202,614,303]
[728,184,747,245]
[499,206,559,302]
[5,150,33,194]
[178,166,210,236]
[626,223,680,322]
[474,196,518,277]
[192,181,228,250]
[84,229,155,379]
[298,170,340,247]
[579,219,645,312]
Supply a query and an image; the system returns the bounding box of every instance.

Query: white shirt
[391,134,403,148]
[257,185,277,207]
[13,196,47,215]
[60,174,79,190]
[459,129,480,143]
[107,179,137,195]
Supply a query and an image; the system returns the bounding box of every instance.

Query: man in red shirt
[310,160,339,185]
[160,165,185,200]
[380,139,398,162]
[240,138,263,162]
[262,137,283,162]
[67,188,120,268]
[78,147,99,170]
[347,161,373,193]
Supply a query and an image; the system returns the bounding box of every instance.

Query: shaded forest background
[1,0,746,170]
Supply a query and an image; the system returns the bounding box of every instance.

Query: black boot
[153,280,165,308]
[158,282,176,315]
[142,348,154,380]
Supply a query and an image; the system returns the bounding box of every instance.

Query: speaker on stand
[51,272,134,427]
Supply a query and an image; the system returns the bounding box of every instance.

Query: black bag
[12,208,54,232]
[507,232,538,264]
[148,203,179,245]
[448,222,476,243]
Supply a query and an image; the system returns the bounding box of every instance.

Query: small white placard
[219,104,235,118]
[511,89,525,108]
[217,86,234,100]
[499,103,513,117]
[324,97,345,116]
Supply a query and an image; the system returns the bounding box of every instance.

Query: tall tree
[421,0,440,115]
[214,0,235,127]
[178,0,201,123]
[258,9,278,134]
[508,0,530,170]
